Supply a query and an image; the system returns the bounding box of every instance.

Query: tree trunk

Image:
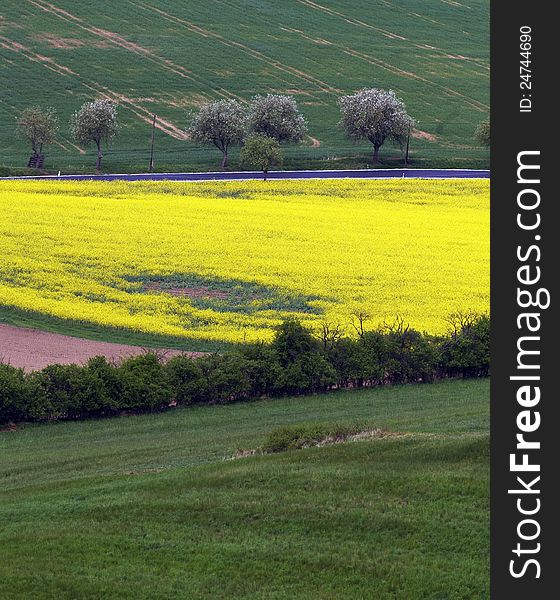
[96,140,103,172]
[221,148,228,169]
[372,144,380,165]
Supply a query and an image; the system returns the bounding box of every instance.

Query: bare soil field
[0,323,191,371]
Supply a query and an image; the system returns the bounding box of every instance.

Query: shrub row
[0,314,489,424]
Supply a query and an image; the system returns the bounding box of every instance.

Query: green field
[0,0,489,173]
[0,379,489,599]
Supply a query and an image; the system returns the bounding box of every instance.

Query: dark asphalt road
[2,168,490,182]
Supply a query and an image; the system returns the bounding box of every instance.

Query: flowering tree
[16,106,59,165]
[240,133,283,179]
[70,100,119,172]
[475,119,490,147]
[338,88,414,164]
[187,99,245,168]
[246,94,307,143]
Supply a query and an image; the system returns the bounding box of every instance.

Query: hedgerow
[0,315,489,425]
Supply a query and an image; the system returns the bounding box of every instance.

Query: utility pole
[149,114,157,171]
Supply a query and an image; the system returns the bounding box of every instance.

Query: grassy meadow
[0,0,489,172]
[0,179,489,349]
[0,378,490,599]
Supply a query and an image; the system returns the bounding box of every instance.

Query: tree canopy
[240,133,283,178]
[339,88,414,163]
[16,106,59,159]
[475,119,490,147]
[187,99,245,168]
[70,100,119,171]
[246,94,307,144]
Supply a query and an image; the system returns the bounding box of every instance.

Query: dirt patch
[34,33,110,50]
[0,34,78,76]
[164,93,209,109]
[54,138,86,154]
[0,422,18,433]
[307,135,321,147]
[412,130,438,142]
[143,282,231,300]
[0,323,198,372]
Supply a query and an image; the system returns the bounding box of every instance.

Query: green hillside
[0,0,489,173]
[0,379,489,599]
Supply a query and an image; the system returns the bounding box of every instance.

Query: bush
[272,318,319,362]
[356,332,387,385]
[165,354,207,406]
[119,353,173,411]
[0,364,43,423]
[240,133,283,177]
[271,319,336,394]
[326,337,363,387]
[197,352,252,404]
[440,313,490,378]
[475,119,490,147]
[0,316,490,425]
[238,343,283,397]
[85,356,123,415]
[385,330,438,384]
[277,353,337,395]
[36,362,114,419]
[262,422,365,453]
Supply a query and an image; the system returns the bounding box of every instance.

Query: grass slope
[0,379,489,598]
[0,0,489,173]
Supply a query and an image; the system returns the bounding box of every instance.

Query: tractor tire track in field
[127,0,342,95]
[277,26,487,113]
[6,1,202,142]
[25,0,242,105]
[54,140,86,154]
[0,96,84,153]
[341,48,488,112]
[0,35,78,76]
[296,0,489,73]
[1,32,188,141]
[81,83,190,141]
[26,0,196,82]
[0,323,194,371]
[379,0,449,27]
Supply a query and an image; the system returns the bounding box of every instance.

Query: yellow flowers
[0,178,489,343]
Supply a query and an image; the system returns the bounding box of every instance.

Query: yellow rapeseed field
[0,179,489,344]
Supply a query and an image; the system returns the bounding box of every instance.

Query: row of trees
[16,99,119,172]
[1,313,489,425]
[188,94,306,168]
[16,90,489,173]
[15,89,424,172]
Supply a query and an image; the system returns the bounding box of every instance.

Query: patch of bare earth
[34,33,110,49]
[143,282,230,300]
[307,135,321,147]
[412,130,438,142]
[0,323,199,372]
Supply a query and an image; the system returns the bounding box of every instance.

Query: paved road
[2,168,490,182]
